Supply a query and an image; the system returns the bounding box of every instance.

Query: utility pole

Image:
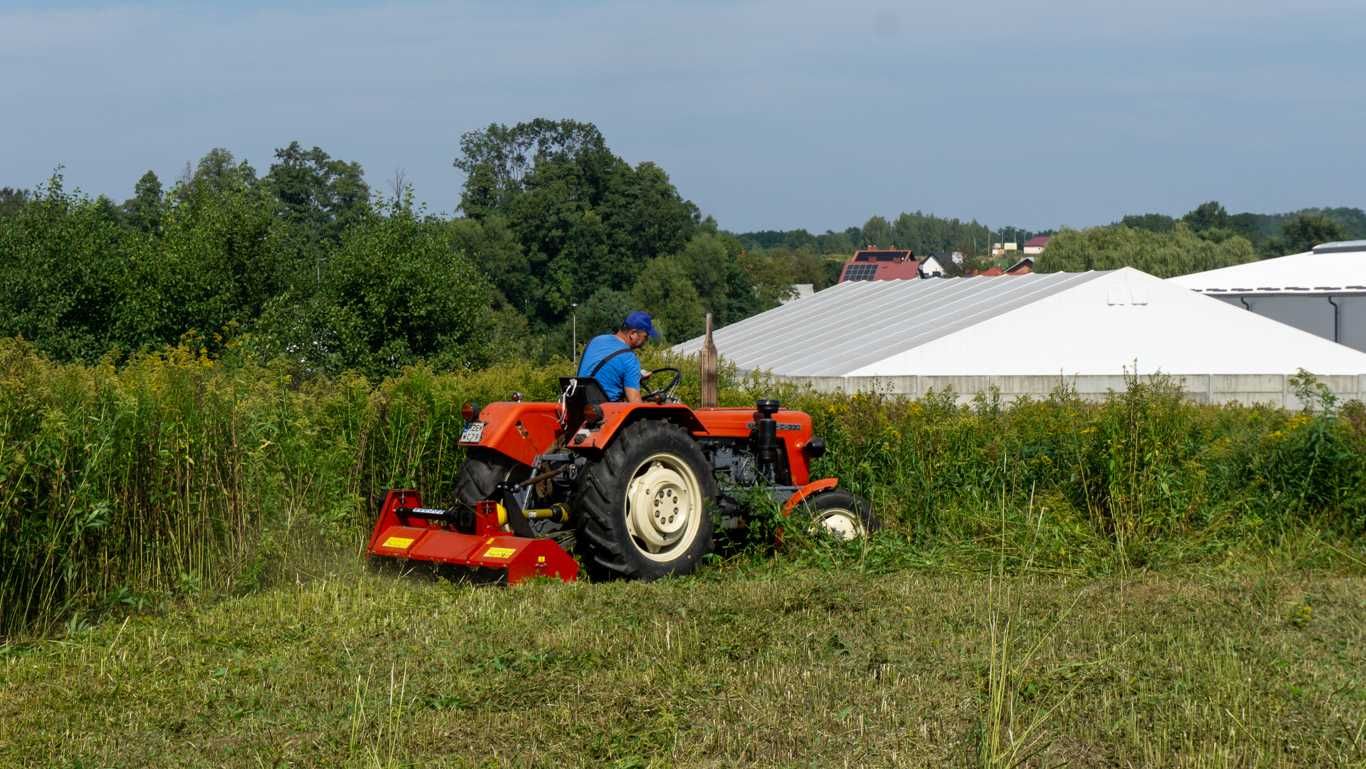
[571,303,578,362]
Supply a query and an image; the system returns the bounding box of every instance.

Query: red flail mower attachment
[367,489,579,584]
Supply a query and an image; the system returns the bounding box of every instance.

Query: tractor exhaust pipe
[752,398,781,482]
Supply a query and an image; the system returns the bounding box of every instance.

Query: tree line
[736,199,1365,281]
[1039,201,1362,277]
[0,121,824,378]
[6,120,1363,378]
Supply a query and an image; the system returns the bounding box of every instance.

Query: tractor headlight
[461,401,481,422]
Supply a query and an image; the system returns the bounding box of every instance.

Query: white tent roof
[1169,241,1366,294]
[675,267,1366,377]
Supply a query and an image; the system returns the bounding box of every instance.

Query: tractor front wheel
[795,489,879,541]
[574,420,716,580]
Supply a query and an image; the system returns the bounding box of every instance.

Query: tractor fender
[569,403,707,451]
[781,478,839,516]
[459,401,561,467]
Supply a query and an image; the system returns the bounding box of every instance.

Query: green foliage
[1,345,1362,637]
[1182,200,1229,232]
[737,226,861,255]
[1119,212,1175,232]
[0,187,29,218]
[264,141,371,270]
[121,163,288,351]
[1037,223,1257,277]
[0,172,132,360]
[631,255,704,341]
[861,215,893,247]
[1170,202,1365,257]
[0,144,518,375]
[1269,213,1347,255]
[674,231,764,326]
[577,288,634,337]
[177,147,258,200]
[252,203,495,378]
[736,249,802,307]
[454,119,701,325]
[122,171,163,234]
[0,341,567,638]
[893,210,1001,256]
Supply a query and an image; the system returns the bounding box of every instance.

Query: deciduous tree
[1268,213,1346,256]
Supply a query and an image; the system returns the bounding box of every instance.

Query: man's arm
[620,354,644,403]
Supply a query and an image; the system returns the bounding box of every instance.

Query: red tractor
[367,369,877,583]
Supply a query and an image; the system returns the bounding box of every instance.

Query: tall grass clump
[774,371,1365,572]
[0,340,559,638]
[1,342,1363,637]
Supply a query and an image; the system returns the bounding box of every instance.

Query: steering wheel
[641,367,682,403]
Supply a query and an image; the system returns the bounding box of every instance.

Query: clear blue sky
[3,1,1364,232]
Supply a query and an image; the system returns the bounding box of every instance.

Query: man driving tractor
[367,308,879,584]
[576,310,658,403]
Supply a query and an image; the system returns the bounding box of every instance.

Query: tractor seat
[559,377,610,428]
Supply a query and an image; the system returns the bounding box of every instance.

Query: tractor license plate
[460,422,485,443]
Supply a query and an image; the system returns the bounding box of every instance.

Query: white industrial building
[675,268,1366,407]
[1169,241,1366,352]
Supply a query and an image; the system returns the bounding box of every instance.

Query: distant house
[838,248,920,282]
[990,242,1019,257]
[918,256,946,278]
[782,284,815,304]
[1023,236,1051,255]
[966,258,1032,277]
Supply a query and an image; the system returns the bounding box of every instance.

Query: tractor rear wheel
[574,420,716,580]
[795,489,879,541]
[454,448,527,506]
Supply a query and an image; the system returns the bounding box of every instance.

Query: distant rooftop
[675,268,1366,378]
[839,248,920,282]
[851,248,914,262]
[676,271,1104,376]
[1170,241,1366,294]
[1313,240,1366,254]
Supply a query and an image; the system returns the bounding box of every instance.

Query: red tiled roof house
[838,248,921,282]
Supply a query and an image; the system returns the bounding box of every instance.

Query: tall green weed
[0,342,1361,637]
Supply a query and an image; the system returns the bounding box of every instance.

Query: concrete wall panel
[747,371,1363,408]
[1339,295,1366,352]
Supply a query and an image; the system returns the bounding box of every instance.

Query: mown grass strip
[1,566,1361,768]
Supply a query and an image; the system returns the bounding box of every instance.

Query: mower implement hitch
[368,489,579,584]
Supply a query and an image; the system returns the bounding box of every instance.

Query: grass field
[2,558,1362,768]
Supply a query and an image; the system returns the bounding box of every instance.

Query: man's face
[627,329,648,349]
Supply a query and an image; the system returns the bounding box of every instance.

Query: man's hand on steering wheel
[640,367,682,403]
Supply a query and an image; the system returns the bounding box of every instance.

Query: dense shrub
[0,342,1362,637]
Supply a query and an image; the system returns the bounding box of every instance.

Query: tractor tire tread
[454,448,521,507]
[573,419,715,581]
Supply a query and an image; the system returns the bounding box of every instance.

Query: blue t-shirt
[577,334,641,401]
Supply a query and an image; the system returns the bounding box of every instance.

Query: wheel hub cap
[813,508,864,541]
[626,457,700,558]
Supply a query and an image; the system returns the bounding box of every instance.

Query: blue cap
[623,311,658,338]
